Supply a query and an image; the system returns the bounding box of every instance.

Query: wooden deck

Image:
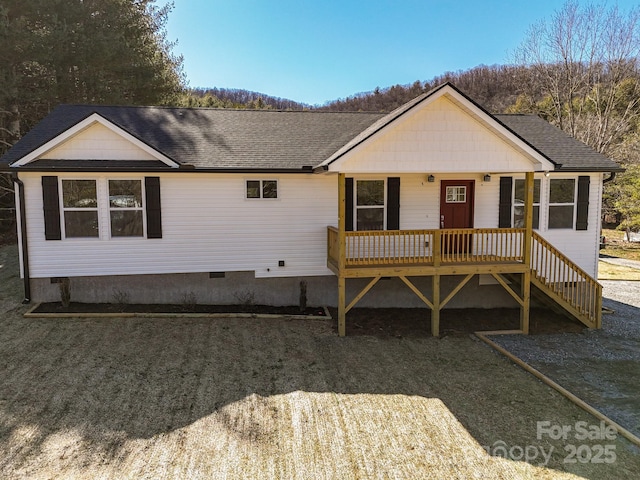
[328,172,601,337]
[327,226,602,336]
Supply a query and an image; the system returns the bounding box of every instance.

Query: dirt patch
[332,307,585,338]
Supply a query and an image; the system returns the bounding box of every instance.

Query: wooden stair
[504,232,602,329]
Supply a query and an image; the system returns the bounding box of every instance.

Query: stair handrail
[530,231,602,328]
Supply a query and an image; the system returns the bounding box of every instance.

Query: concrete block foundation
[30,271,520,310]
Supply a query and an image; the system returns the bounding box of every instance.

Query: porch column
[520,171,534,334]
[338,173,347,336]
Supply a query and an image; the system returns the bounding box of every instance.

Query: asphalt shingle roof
[495,114,622,172]
[0,84,621,173]
[0,105,385,170]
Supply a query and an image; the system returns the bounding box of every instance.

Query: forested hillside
[178,87,308,110]
[321,65,525,114]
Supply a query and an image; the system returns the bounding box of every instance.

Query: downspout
[11,173,30,303]
[602,172,616,184]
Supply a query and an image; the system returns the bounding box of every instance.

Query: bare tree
[514,1,640,155]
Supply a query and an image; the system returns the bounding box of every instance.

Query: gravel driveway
[491,280,640,440]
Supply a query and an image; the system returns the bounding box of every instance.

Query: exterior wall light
[483,174,491,182]
[427,175,435,182]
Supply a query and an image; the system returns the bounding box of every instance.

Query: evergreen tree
[0,0,185,154]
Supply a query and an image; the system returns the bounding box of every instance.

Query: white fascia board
[12,113,180,168]
[324,85,555,173]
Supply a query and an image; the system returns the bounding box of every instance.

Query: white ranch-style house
[1,83,622,335]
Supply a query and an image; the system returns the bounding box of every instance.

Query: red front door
[440,180,475,254]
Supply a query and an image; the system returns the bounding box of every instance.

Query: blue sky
[166,1,638,106]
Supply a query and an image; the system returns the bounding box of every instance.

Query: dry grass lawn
[0,246,638,479]
[601,228,640,262]
[598,261,640,280]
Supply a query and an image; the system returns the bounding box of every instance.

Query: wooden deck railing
[327,227,525,267]
[328,226,340,267]
[531,231,602,328]
[440,228,524,264]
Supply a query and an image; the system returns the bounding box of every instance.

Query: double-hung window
[548,179,576,229]
[45,176,161,241]
[109,180,144,237]
[62,180,99,237]
[356,180,385,231]
[59,178,147,238]
[513,179,541,229]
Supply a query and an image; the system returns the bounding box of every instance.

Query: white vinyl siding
[23,172,336,279]
[335,96,548,174]
[41,122,158,161]
[20,171,601,280]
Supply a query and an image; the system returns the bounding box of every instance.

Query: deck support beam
[338,276,346,336]
[520,270,531,334]
[491,273,525,307]
[346,276,381,313]
[432,274,440,337]
[440,274,474,309]
[399,276,433,309]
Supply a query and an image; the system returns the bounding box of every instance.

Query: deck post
[338,173,347,336]
[338,173,346,273]
[520,270,531,333]
[432,274,440,336]
[520,171,534,333]
[338,276,346,336]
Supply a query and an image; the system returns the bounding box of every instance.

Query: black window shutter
[387,177,400,230]
[145,177,162,238]
[576,176,590,231]
[345,177,354,231]
[498,176,513,228]
[42,176,61,240]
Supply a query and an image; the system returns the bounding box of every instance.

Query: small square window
[445,186,466,203]
[263,180,278,198]
[246,180,277,199]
